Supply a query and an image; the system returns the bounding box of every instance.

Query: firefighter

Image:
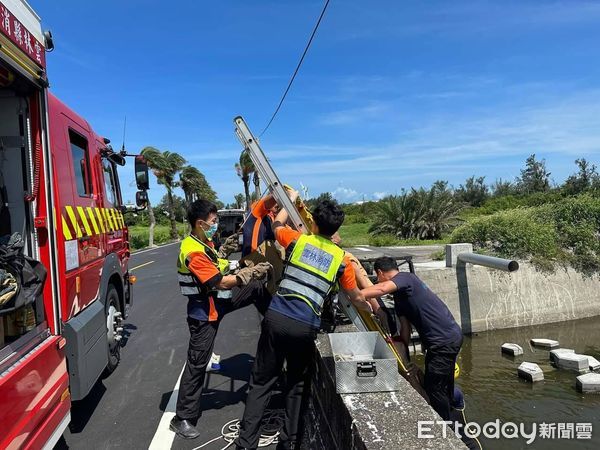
[170,199,273,439]
[241,193,279,257]
[235,195,371,450]
[360,256,463,422]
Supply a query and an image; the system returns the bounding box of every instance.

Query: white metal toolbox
[328,331,400,394]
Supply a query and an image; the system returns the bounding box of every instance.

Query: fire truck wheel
[105,285,122,374]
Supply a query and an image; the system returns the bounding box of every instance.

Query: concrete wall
[302,325,464,449]
[418,262,600,333]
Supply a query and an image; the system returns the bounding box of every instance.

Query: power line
[259,0,331,137]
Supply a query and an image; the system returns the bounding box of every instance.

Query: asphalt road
[54,242,440,449]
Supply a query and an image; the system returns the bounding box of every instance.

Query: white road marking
[148,366,185,450]
[168,348,175,365]
[354,246,373,252]
[130,261,154,271]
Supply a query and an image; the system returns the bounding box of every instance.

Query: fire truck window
[103,160,118,206]
[69,131,92,197]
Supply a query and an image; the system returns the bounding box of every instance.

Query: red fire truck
[0,1,149,448]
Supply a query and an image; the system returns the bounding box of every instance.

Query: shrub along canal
[429,316,600,449]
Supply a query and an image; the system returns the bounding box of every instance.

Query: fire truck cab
[0,1,148,448]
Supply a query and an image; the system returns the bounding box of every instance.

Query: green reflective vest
[177,235,229,296]
[277,234,345,315]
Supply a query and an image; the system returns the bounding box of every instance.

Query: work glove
[250,262,273,281]
[235,262,273,286]
[217,233,241,259]
[236,267,254,286]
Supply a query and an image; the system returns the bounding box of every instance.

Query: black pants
[176,280,271,421]
[424,341,462,421]
[237,310,317,449]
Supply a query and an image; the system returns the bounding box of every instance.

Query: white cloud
[332,186,361,203]
[320,102,390,126]
[263,86,600,199]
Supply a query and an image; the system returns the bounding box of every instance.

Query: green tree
[157,194,186,223]
[562,158,600,195]
[233,193,245,209]
[491,178,516,197]
[305,192,333,211]
[141,147,186,241]
[516,154,551,194]
[370,181,463,240]
[235,150,255,212]
[455,176,489,207]
[420,181,464,239]
[180,165,217,203]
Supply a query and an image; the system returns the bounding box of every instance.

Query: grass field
[338,223,371,246]
[129,223,187,250]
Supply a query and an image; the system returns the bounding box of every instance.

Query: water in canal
[439,315,600,449]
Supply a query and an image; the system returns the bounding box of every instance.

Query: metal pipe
[457,253,519,272]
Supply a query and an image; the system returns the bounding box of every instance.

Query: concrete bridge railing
[420,244,600,333]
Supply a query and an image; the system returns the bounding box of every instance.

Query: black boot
[169,416,200,439]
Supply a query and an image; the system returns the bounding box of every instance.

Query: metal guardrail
[457,253,519,272]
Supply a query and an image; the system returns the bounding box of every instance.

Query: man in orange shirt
[242,193,278,257]
[236,195,371,450]
[170,199,273,439]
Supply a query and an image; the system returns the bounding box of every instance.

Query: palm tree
[369,182,464,240]
[253,171,261,199]
[141,147,186,241]
[233,193,245,209]
[235,150,255,212]
[180,166,217,203]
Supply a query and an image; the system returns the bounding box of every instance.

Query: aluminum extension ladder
[233,116,375,332]
[233,116,418,378]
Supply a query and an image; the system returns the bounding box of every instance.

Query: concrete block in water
[554,353,589,373]
[501,343,524,356]
[576,373,600,393]
[445,243,473,267]
[518,362,544,382]
[581,355,600,372]
[549,348,575,364]
[530,338,559,349]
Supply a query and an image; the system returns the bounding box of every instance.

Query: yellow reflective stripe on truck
[61,215,73,240]
[64,206,83,238]
[101,208,110,231]
[60,206,125,239]
[104,208,114,231]
[110,208,118,230]
[76,206,92,236]
[95,208,106,233]
[117,210,124,229]
[86,207,100,235]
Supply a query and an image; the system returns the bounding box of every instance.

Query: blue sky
[30,0,600,204]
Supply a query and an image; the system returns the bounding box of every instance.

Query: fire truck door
[59,117,103,315]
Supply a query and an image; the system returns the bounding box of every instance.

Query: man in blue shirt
[361,256,463,421]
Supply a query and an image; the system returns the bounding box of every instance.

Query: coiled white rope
[192,409,285,450]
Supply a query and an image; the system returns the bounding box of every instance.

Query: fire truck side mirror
[136,190,149,209]
[135,156,150,191]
